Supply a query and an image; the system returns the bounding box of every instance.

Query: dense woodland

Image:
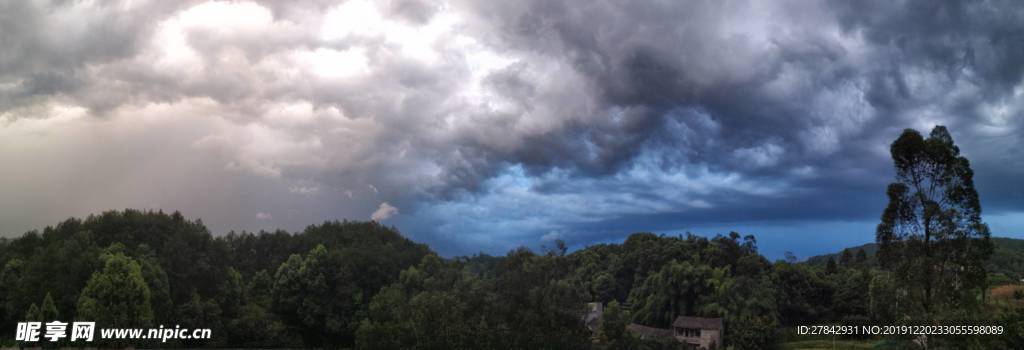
[806,237,1024,284]
[0,210,1021,349]
[1,126,1022,349]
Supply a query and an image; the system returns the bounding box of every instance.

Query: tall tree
[628,260,723,327]
[825,257,838,275]
[76,249,154,328]
[868,272,898,322]
[136,246,173,324]
[1,258,26,329]
[876,126,992,318]
[24,303,41,322]
[39,293,59,321]
[773,262,832,325]
[599,301,635,349]
[272,244,358,346]
[855,248,868,267]
[839,249,853,266]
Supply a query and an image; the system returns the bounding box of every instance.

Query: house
[672,316,723,350]
[625,316,723,350]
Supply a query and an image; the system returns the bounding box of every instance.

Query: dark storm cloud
[470,0,1021,200]
[442,0,852,177]
[1,0,1022,256]
[827,0,1024,213]
[397,0,1024,253]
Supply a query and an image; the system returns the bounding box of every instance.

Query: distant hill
[805,242,879,266]
[805,237,1024,281]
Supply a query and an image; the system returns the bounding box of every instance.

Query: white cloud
[301,47,370,79]
[370,202,398,221]
[256,212,272,220]
[320,0,383,40]
[288,186,319,195]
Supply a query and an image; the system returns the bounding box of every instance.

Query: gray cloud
[1,0,1022,256]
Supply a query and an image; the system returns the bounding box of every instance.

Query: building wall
[674,330,722,349]
[698,329,721,349]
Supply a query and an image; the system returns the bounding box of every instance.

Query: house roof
[626,324,675,339]
[672,316,723,330]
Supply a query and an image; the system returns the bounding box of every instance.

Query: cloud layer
[2,0,1022,257]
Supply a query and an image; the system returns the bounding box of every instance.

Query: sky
[1,0,1023,259]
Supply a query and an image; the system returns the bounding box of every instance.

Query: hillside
[0,210,431,347]
[0,212,811,348]
[805,237,1024,281]
[2,210,1021,349]
[805,243,879,266]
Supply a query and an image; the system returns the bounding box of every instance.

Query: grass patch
[779,339,898,350]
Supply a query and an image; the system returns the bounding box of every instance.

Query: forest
[1,126,1021,349]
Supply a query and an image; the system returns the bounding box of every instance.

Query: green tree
[217,267,245,318]
[600,300,636,349]
[177,291,224,347]
[76,249,154,328]
[226,304,296,347]
[356,255,477,350]
[19,303,43,347]
[247,270,275,308]
[23,303,40,322]
[23,294,62,346]
[855,248,868,267]
[136,246,173,324]
[1,258,26,330]
[831,269,870,319]
[355,285,417,349]
[707,274,779,350]
[825,257,838,275]
[876,126,993,318]
[839,249,853,266]
[868,272,899,322]
[39,293,58,321]
[591,272,618,302]
[773,262,832,325]
[784,251,798,264]
[628,260,724,327]
[271,252,315,341]
[272,244,358,346]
